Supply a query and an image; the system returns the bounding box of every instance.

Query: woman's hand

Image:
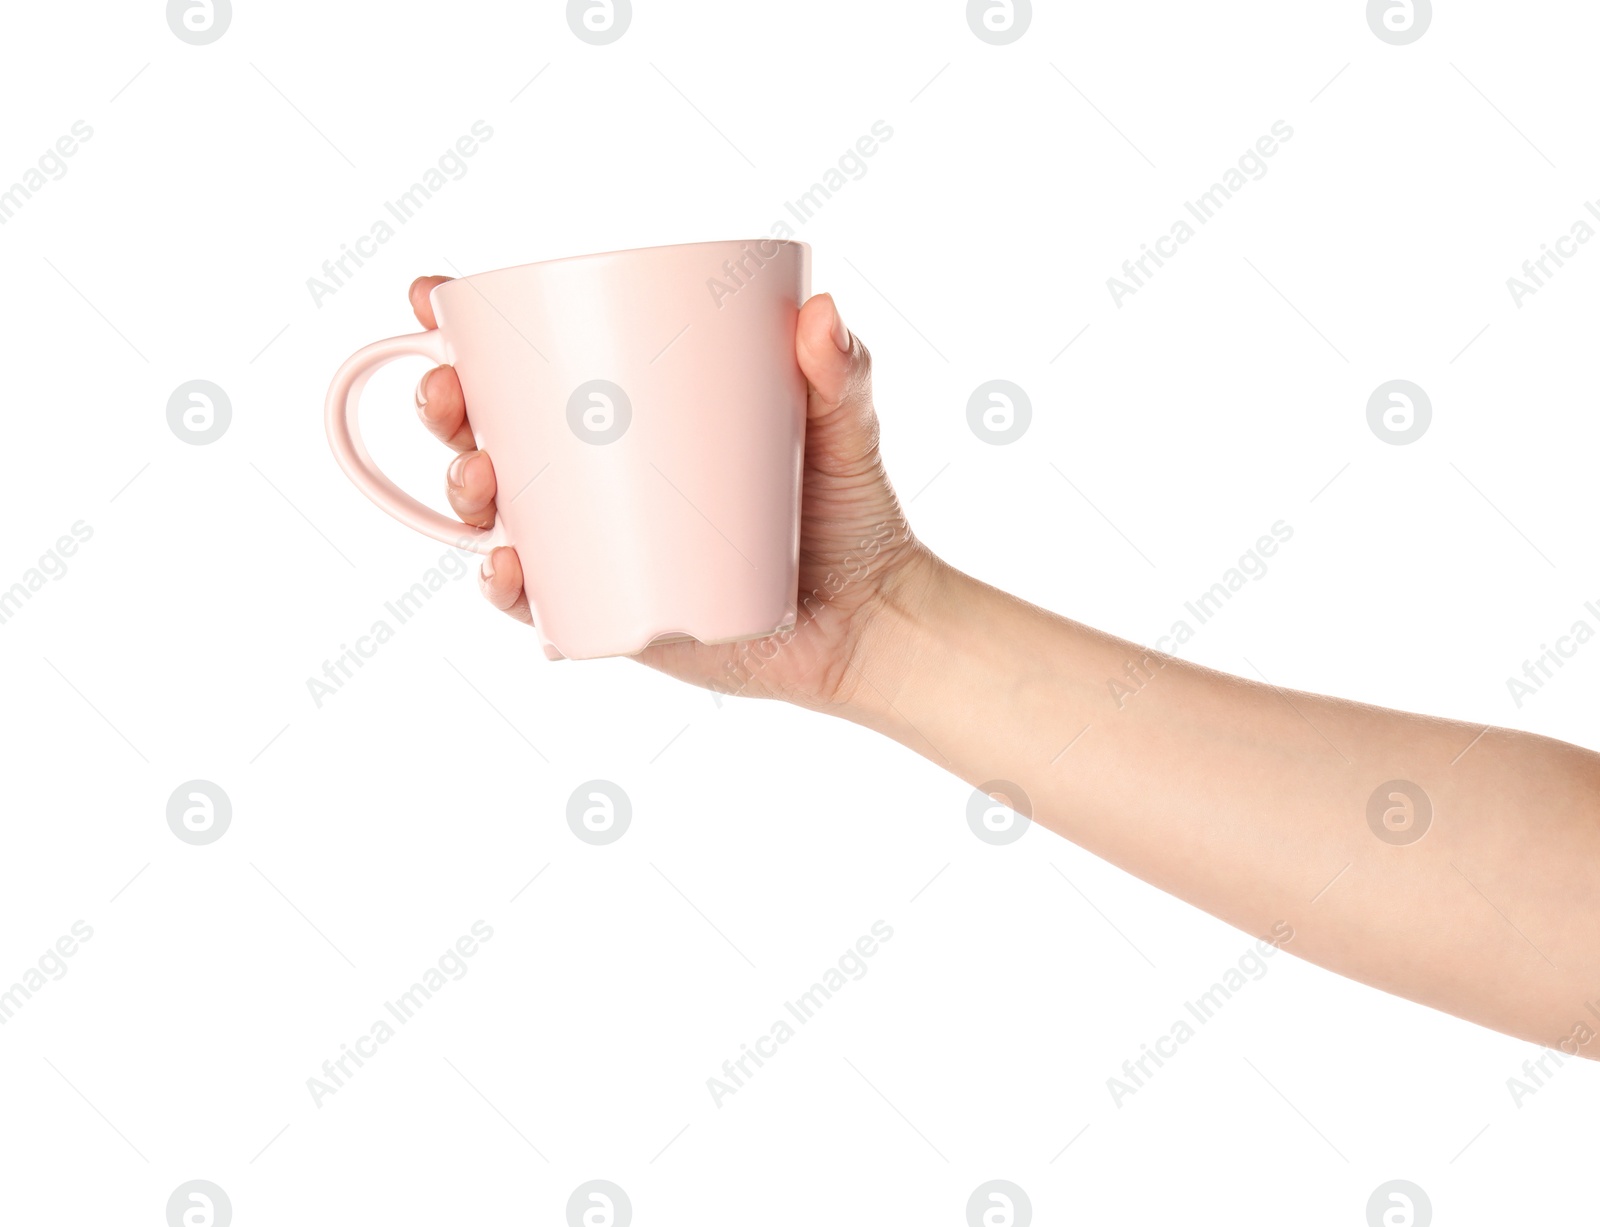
[410,278,1600,1058]
[406,276,937,714]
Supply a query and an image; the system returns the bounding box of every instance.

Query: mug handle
[325,329,501,555]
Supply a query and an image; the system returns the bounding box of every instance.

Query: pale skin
[409,276,1600,1058]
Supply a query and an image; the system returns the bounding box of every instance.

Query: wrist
[837,548,1110,784]
[839,545,972,734]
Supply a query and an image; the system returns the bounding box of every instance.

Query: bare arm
[408,276,1600,1057]
[848,557,1600,1055]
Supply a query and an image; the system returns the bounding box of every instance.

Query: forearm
[848,556,1600,1054]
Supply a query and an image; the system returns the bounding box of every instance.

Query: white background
[1,1,1596,1223]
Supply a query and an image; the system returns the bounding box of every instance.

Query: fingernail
[415,368,435,416]
[447,453,469,488]
[829,299,851,354]
[480,552,496,584]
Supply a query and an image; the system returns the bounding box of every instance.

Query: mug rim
[432,237,808,298]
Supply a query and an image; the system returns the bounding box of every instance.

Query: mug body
[430,239,809,660]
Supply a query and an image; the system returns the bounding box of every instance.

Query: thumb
[796,293,881,477]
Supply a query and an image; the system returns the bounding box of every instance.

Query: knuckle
[846,340,874,401]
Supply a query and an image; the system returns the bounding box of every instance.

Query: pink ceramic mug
[326,238,810,660]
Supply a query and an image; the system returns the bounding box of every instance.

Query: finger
[445,450,498,529]
[415,364,477,452]
[795,292,879,475]
[479,546,533,625]
[409,275,452,330]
